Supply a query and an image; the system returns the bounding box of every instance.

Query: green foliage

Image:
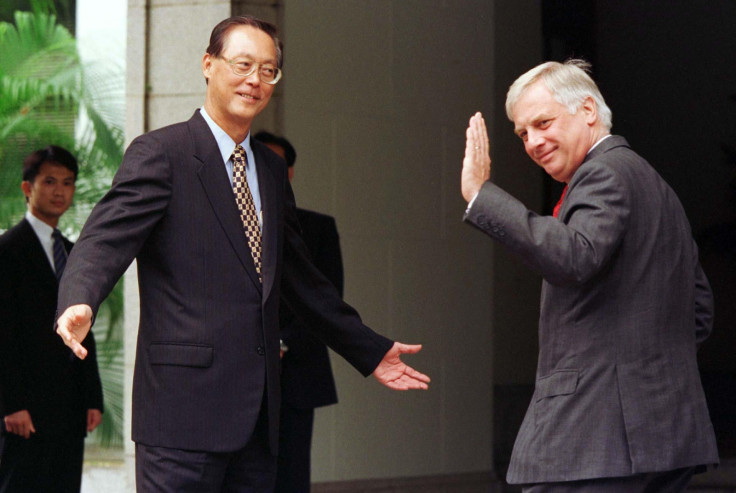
[0,9,125,448]
[0,9,124,230]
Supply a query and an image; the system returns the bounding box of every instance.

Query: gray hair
[505,59,612,131]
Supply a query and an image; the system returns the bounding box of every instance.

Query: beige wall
[278,1,496,481]
[490,1,543,386]
[124,0,544,485]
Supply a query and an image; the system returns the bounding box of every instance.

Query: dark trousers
[275,404,315,493]
[0,433,85,493]
[521,467,697,493]
[135,409,276,493]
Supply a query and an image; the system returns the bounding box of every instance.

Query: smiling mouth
[238,93,259,102]
[537,148,556,163]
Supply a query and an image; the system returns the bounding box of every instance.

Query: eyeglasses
[219,57,282,85]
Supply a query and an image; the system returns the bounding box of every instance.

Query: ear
[202,53,213,81]
[20,180,32,199]
[581,96,598,126]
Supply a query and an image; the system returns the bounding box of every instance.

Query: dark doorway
[541,0,736,459]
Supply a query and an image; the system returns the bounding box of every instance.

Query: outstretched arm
[372,342,430,390]
[56,304,93,359]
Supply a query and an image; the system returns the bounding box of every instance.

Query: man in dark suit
[0,146,103,492]
[461,59,718,492]
[254,131,342,492]
[54,16,429,492]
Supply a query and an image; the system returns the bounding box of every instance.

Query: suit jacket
[0,219,103,439]
[279,208,341,409]
[465,136,718,483]
[57,110,393,454]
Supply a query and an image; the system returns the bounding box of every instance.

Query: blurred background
[1,1,734,491]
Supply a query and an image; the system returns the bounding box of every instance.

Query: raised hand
[461,112,492,203]
[56,304,93,359]
[372,342,430,390]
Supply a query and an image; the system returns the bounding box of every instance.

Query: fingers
[374,342,431,391]
[4,413,35,439]
[462,112,491,202]
[404,364,431,384]
[383,368,430,391]
[469,113,490,172]
[56,305,92,359]
[56,322,89,359]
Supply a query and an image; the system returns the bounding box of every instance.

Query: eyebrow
[227,52,277,64]
[514,112,556,135]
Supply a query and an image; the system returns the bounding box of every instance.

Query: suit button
[256,346,265,356]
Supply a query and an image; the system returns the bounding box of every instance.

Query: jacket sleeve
[57,133,173,317]
[279,181,392,377]
[464,161,630,287]
[312,216,344,297]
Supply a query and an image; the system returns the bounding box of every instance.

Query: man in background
[0,146,103,492]
[256,131,342,492]
[461,60,717,491]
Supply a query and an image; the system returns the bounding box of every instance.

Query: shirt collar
[25,210,54,239]
[200,107,252,163]
[587,134,613,155]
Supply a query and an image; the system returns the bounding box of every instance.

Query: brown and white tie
[232,144,262,282]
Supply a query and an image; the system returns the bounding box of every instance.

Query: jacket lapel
[253,142,279,302]
[189,112,263,292]
[18,219,58,285]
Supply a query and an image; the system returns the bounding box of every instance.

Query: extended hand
[372,342,430,390]
[3,410,36,439]
[56,304,93,359]
[461,112,492,203]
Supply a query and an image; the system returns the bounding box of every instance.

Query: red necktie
[553,185,568,219]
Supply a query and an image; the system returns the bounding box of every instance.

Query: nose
[245,68,262,85]
[526,129,545,147]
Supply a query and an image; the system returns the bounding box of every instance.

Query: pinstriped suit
[56,110,393,457]
[465,136,718,484]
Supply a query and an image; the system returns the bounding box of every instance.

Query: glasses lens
[259,66,278,83]
[226,58,281,84]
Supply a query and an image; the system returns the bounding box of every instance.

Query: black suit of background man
[0,146,103,493]
[255,131,342,492]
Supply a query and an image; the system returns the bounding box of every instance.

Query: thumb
[69,304,93,323]
[395,342,422,355]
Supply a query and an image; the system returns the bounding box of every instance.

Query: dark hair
[206,16,283,68]
[254,131,296,167]
[22,145,78,182]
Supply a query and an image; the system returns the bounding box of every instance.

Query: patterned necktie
[52,229,67,282]
[232,145,263,282]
